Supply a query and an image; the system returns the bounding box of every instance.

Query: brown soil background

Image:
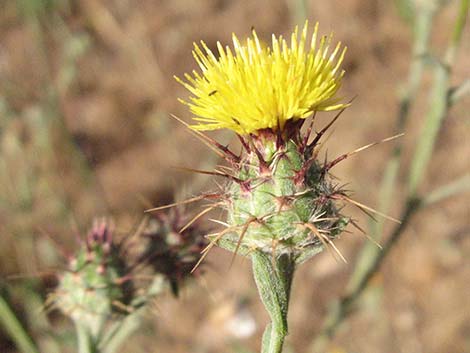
[0,1,469,352]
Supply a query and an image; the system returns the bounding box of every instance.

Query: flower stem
[102,310,144,353]
[251,251,295,353]
[0,293,39,353]
[75,323,97,353]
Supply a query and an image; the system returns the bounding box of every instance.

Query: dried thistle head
[139,208,207,295]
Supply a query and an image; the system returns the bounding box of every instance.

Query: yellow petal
[177,21,348,135]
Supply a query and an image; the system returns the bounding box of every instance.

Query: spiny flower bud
[54,220,132,339]
[220,125,349,264]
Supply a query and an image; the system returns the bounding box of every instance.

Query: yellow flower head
[176,21,348,135]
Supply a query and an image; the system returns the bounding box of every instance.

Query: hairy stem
[252,251,294,353]
[75,323,96,353]
[102,312,143,353]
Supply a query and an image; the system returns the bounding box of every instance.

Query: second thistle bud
[55,220,132,339]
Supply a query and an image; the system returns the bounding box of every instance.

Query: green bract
[217,129,349,264]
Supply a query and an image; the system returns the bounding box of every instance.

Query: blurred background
[0,0,469,352]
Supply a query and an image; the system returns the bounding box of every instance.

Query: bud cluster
[53,211,207,341]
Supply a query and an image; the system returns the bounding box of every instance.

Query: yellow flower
[176,21,348,135]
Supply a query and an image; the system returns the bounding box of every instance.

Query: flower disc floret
[176,21,348,134]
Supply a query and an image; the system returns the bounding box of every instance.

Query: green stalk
[102,310,144,353]
[407,65,449,195]
[349,1,435,291]
[423,174,470,206]
[0,293,39,353]
[449,79,470,105]
[310,1,469,351]
[101,275,167,353]
[75,322,97,353]
[408,0,469,195]
[311,173,470,352]
[252,251,294,353]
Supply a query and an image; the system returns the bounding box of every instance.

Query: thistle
[174,21,396,353]
[54,220,133,348]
